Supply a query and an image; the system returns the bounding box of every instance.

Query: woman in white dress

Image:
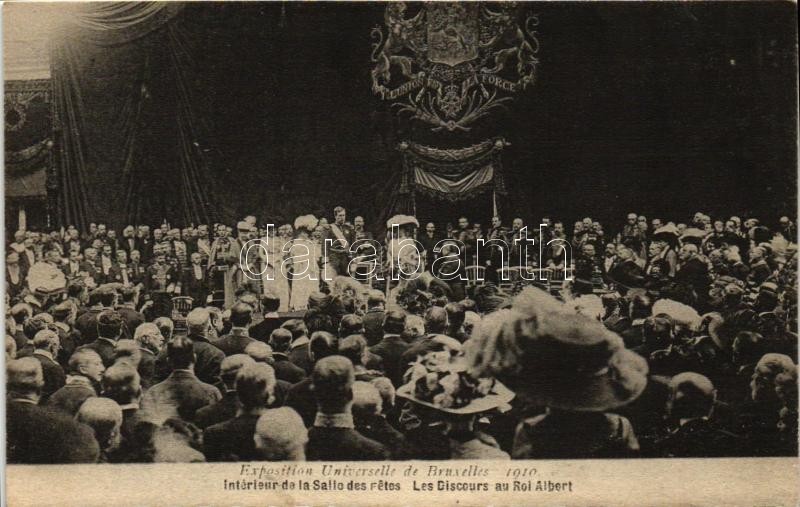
[260,225,290,312]
[385,214,422,305]
[288,215,321,311]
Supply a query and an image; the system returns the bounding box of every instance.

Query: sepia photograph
[2,1,798,505]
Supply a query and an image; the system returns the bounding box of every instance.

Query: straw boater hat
[397,351,514,415]
[466,287,648,412]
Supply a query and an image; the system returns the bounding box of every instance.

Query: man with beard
[136,225,152,262]
[183,252,209,306]
[128,250,147,286]
[170,228,189,270]
[608,244,645,295]
[195,224,212,265]
[508,217,530,268]
[97,245,115,284]
[602,243,617,281]
[146,248,177,317]
[108,250,131,286]
[121,226,137,257]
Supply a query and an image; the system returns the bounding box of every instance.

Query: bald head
[254,407,308,461]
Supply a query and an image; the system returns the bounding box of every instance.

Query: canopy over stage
[4,2,797,232]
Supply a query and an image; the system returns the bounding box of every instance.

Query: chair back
[171,296,194,332]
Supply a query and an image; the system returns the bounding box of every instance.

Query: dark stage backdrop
[51,2,797,232]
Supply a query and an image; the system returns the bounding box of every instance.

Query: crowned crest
[371,2,539,132]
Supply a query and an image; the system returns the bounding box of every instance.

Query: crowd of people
[4,208,798,463]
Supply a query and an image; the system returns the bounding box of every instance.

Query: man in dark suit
[9,303,33,351]
[48,348,104,416]
[212,302,257,356]
[327,206,357,277]
[128,250,147,286]
[16,314,51,359]
[249,292,283,343]
[75,287,117,345]
[6,357,100,464]
[285,331,339,427]
[155,308,224,386]
[676,243,711,305]
[120,225,138,257]
[195,355,256,429]
[116,287,145,339]
[100,363,145,462]
[204,362,277,461]
[107,250,132,286]
[484,215,509,283]
[52,301,81,368]
[652,372,739,457]
[182,252,209,307]
[284,319,312,374]
[369,310,410,387]
[77,309,124,368]
[31,329,66,403]
[362,290,386,346]
[608,244,646,295]
[141,335,221,424]
[267,328,306,384]
[136,225,153,263]
[418,222,439,271]
[306,356,389,460]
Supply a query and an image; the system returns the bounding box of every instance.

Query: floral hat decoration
[396,350,514,415]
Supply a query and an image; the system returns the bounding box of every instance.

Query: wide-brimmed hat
[515,312,647,412]
[466,287,648,412]
[397,352,514,415]
[386,214,419,229]
[653,224,680,243]
[680,227,706,246]
[293,214,319,232]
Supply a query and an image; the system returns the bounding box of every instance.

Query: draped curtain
[50,2,214,230]
[398,138,508,202]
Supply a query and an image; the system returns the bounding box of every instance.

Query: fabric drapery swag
[398,138,508,202]
[5,79,52,199]
[65,3,185,46]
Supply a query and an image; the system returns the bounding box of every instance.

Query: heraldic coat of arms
[371,2,539,131]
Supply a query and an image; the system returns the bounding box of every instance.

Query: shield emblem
[426,2,479,67]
